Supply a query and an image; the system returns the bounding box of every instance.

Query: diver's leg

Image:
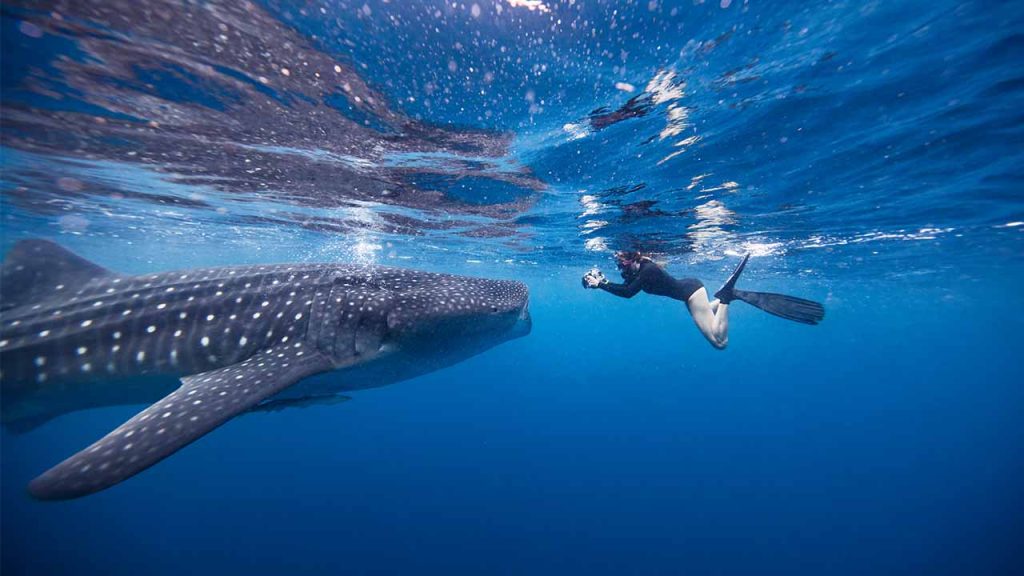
[686,287,729,349]
[709,298,721,314]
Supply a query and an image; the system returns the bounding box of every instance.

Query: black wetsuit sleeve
[598,271,644,298]
[597,261,703,302]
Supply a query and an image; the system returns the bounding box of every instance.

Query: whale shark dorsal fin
[27,346,333,500]
[1,239,116,311]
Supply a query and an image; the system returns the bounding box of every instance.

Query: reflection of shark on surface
[0,240,531,500]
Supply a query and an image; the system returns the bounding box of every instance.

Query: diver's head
[615,250,644,274]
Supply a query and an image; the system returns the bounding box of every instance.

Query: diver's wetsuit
[599,260,704,301]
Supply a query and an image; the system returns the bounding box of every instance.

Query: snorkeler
[582,252,824,349]
[588,94,654,130]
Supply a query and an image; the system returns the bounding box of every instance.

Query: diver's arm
[598,276,643,298]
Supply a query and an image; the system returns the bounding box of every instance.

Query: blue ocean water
[2,0,1023,574]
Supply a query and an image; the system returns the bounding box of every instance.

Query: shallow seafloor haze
[2,0,1023,574]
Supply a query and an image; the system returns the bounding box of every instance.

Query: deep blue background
[3,266,1023,574]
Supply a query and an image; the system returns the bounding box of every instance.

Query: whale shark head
[384,275,531,351]
[312,269,531,371]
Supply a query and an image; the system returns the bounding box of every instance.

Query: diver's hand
[582,268,606,289]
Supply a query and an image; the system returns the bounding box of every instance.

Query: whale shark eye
[490,307,498,313]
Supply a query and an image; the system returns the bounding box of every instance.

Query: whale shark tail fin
[732,289,825,325]
[1,239,115,311]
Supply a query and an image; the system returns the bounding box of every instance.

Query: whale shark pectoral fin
[249,394,352,414]
[27,346,332,500]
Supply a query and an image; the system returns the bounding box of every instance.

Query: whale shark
[0,240,531,500]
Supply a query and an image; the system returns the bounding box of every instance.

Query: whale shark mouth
[513,304,532,338]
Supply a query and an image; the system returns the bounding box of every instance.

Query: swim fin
[714,254,825,325]
[713,253,750,303]
[732,289,825,325]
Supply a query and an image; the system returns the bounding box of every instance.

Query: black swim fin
[714,253,824,325]
[713,253,750,303]
[732,289,825,325]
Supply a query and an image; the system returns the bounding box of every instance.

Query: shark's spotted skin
[1,262,324,386]
[0,240,530,499]
[27,346,332,500]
